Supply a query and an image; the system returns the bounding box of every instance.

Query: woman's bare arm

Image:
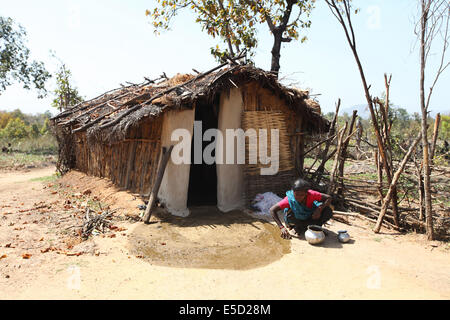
[269,203,291,240]
[312,193,332,219]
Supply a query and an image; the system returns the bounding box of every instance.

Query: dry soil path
[0,167,449,299]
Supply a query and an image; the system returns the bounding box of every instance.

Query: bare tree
[246,0,314,75]
[415,0,450,240]
[325,0,401,227]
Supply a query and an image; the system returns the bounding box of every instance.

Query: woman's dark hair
[292,178,311,192]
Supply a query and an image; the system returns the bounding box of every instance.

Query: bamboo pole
[333,210,359,217]
[328,123,347,194]
[143,145,174,224]
[337,110,357,196]
[375,149,384,206]
[314,99,340,183]
[430,113,441,161]
[374,133,422,233]
[303,134,337,157]
[125,141,138,189]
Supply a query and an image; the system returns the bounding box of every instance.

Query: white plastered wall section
[158,88,245,217]
[216,87,245,212]
[158,109,195,217]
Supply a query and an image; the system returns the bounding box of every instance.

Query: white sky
[0,0,449,116]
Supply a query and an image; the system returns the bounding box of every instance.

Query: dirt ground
[0,167,449,300]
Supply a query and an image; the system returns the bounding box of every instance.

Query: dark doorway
[187,99,219,206]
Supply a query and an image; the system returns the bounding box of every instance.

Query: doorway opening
[187,98,219,206]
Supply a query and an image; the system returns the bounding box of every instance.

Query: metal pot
[337,230,350,243]
[305,225,326,245]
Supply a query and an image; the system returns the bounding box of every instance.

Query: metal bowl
[337,230,350,243]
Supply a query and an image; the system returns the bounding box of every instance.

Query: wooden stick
[314,99,340,183]
[143,145,174,224]
[305,156,320,176]
[328,123,347,194]
[72,107,119,133]
[430,113,441,161]
[111,138,160,144]
[375,149,384,205]
[335,176,382,184]
[345,197,417,214]
[356,212,398,230]
[348,201,382,214]
[337,110,358,196]
[344,203,401,230]
[333,210,359,216]
[346,198,383,209]
[303,134,337,157]
[125,141,138,189]
[52,80,151,121]
[312,128,356,178]
[374,133,422,233]
[332,209,399,230]
[60,89,135,127]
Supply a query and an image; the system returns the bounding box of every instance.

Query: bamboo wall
[72,116,163,195]
[240,82,304,202]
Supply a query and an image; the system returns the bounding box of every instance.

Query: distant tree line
[0,109,52,141]
[324,107,450,162]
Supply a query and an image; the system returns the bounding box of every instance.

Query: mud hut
[51,64,329,217]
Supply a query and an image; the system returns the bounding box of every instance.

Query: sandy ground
[0,167,449,300]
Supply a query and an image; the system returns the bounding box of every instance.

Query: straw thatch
[52,65,327,143]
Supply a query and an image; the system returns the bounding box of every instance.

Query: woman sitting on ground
[269,178,333,240]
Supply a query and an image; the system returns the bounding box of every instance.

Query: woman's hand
[312,197,332,220]
[280,226,292,240]
[312,208,321,220]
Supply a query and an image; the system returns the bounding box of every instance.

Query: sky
[0,0,449,117]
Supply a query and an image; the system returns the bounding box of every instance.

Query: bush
[0,118,29,139]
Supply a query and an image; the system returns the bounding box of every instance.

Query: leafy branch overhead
[51,63,84,112]
[0,16,51,98]
[146,0,315,75]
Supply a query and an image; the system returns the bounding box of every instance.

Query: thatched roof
[51,64,329,143]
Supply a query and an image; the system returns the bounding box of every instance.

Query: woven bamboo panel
[244,169,297,203]
[241,110,296,203]
[241,111,294,175]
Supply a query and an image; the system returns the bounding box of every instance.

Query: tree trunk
[345,26,398,225]
[420,0,434,240]
[418,171,425,221]
[217,0,236,57]
[268,0,295,76]
[270,29,283,75]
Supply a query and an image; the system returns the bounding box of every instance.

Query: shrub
[0,117,29,139]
